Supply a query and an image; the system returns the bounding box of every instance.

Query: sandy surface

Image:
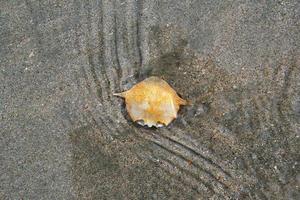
[1,0,300,199]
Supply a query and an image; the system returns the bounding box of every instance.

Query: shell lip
[135,119,167,128]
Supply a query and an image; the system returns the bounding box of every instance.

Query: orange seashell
[114,76,187,127]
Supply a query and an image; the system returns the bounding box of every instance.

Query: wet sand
[1,0,299,199]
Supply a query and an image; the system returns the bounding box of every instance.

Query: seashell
[114,76,187,127]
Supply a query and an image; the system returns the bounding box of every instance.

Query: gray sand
[1,0,299,199]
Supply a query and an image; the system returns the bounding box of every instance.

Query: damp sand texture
[1,0,300,199]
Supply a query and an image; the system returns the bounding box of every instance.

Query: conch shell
[114,76,187,127]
